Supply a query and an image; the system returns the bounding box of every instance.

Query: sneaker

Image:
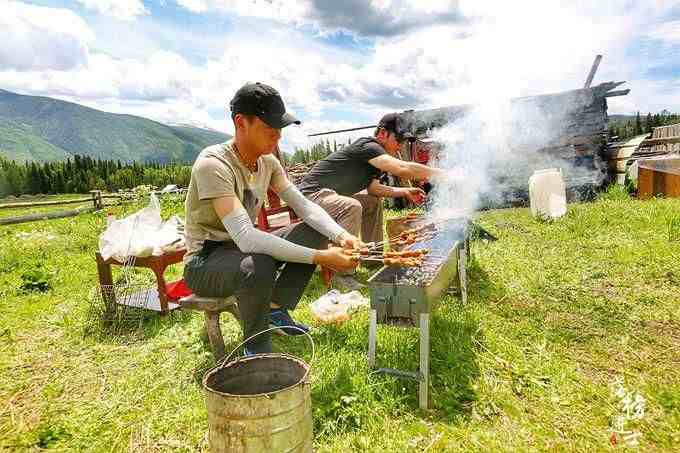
[269,309,310,336]
[331,274,365,291]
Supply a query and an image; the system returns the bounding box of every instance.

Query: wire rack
[87,258,156,334]
[87,214,153,334]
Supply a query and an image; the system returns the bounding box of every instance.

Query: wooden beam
[641,136,680,146]
[603,89,630,98]
[0,197,92,209]
[584,55,603,88]
[0,205,95,225]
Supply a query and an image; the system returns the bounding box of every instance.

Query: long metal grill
[366,215,470,410]
[375,217,468,286]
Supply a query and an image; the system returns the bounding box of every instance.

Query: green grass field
[1,188,679,451]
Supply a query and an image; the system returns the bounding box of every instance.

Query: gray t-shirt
[183,140,290,262]
[297,137,386,196]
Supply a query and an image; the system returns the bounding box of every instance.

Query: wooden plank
[0,205,95,225]
[652,123,680,139]
[584,55,603,88]
[641,136,680,146]
[603,89,630,97]
[0,197,92,209]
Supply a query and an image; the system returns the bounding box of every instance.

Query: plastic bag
[310,290,369,324]
[99,194,184,261]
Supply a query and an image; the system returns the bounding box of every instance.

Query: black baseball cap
[229,82,301,128]
[377,112,410,142]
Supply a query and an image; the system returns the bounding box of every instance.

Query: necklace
[233,143,258,184]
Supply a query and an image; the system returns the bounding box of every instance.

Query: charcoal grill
[367,217,469,410]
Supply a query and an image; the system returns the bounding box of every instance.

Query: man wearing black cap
[183,82,360,354]
[297,113,442,287]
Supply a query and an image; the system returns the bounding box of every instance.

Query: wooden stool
[179,295,240,360]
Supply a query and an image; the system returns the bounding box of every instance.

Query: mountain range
[0,89,230,163]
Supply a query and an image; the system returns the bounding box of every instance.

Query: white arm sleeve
[278,185,347,242]
[221,207,315,264]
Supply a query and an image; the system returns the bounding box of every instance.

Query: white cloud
[647,20,680,43]
[0,1,93,71]
[173,0,306,23]
[176,0,209,13]
[175,0,465,36]
[76,0,148,21]
[0,51,197,102]
[2,0,679,156]
[608,78,680,114]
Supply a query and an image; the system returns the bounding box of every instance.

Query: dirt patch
[639,319,680,346]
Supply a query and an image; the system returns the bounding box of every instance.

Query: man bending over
[297,113,443,288]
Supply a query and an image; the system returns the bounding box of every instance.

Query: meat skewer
[351,256,424,268]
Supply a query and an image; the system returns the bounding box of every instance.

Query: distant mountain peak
[0,89,231,162]
[166,121,225,133]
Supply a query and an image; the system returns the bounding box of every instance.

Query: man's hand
[398,187,427,205]
[314,247,359,273]
[336,232,363,249]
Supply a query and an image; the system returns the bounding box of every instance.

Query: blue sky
[2,0,679,150]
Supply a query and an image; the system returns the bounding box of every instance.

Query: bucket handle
[220,326,315,383]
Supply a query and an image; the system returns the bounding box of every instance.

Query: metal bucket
[203,327,314,453]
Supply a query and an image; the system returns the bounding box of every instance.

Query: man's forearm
[368,183,403,198]
[222,206,316,264]
[402,162,438,181]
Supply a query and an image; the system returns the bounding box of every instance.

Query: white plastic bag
[156,215,185,254]
[99,194,183,261]
[310,290,369,324]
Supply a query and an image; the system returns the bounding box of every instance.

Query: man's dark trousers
[184,222,325,353]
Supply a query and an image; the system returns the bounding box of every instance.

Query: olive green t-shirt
[183,140,290,262]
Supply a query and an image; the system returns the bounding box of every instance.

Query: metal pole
[368,309,377,369]
[459,245,468,304]
[419,313,430,410]
[307,124,377,137]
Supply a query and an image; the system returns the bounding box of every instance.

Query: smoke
[427,92,608,220]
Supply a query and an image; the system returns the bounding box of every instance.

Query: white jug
[528,168,567,219]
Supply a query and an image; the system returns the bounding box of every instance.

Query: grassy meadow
[1,188,679,451]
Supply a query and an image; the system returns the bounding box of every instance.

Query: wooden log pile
[604,122,680,185]
[285,162,316,186]
[646,123,680,154]
[401,81,629,204]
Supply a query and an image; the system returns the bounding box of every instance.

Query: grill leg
[419,313,430,410]
[459,246,468,304]
[368,309,377,369]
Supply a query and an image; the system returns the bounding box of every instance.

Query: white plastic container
[528,168,567,219]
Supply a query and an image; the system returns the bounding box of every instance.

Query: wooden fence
[0,189,186,226]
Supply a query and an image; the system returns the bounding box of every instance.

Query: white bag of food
[310,290,369,324]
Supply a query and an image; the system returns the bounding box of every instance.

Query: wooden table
[95,249,186,314]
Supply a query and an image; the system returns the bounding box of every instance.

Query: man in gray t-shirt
[184,83,360,355]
